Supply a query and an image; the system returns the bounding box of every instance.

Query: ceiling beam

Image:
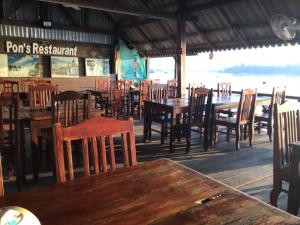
[38,0,198,21]
[185,0,245,14]
[6,0,32,19]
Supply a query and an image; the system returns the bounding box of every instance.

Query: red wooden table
[0,159,299,224]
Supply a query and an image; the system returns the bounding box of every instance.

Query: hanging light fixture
[209,51,214,59]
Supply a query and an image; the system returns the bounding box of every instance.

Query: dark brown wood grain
[0,159,299,225]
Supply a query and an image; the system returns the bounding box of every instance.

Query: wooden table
[18,107,101,183]
[0,159,299,225]
[287,141,300,215]
[143,95,271,152]
[143,98,189,152]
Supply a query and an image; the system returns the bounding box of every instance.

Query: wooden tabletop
[0,159,299,225]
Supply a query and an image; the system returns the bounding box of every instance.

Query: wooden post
[146,57,150,80]
[176,18,186,98]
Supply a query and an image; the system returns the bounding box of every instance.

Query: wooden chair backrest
[187,82,203,98]
[51,91,91,127]
[273,101,300,171]
[21,78,51,93]
[0,96,19,195]
[54,117,137,183]
[139,80,152,104]
[29,84,59,109]
[236,89,257,125]
[217,82,232,97]
[150,84,167,101]
[189,87,213,127]
[95,77,110,92]
[118,79,132,96]
[269,87,286,119]
[0,80,19,96]
[167,79,178,98]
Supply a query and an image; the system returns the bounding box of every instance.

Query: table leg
[31,121,39,182]
[143,102,150,142]
[287,149,300,215]
[169,111,176,153]
[20,120,26,184]
[209,105,216,146]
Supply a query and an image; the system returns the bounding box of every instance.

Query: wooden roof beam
[185,0,245,14]
[38,0,198,21]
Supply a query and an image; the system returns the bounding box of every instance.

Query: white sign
[5,41,77,56]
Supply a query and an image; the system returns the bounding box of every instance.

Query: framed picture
[8,54,39,77]
[51,56,79,78]
[85,58,109,76]
[0,54,8,77]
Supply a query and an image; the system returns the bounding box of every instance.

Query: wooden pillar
[146,57,150,79]
[176,19,186,98]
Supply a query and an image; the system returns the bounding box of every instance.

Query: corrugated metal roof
[120,0,300,57]
[2,0,300,57]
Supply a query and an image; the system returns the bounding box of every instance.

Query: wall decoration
[118,41,146,83]
[51,56,79,77]
[85,58,109,76]
[8,54,39,77]
[0,54,8,77]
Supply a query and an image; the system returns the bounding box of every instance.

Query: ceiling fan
[270,14,298,41]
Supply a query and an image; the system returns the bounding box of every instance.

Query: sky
[150,44,300,71]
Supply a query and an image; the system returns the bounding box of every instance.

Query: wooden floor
[4,119,297,217]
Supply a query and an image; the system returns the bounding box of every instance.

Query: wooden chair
[167,79,178,98]
[151,79,160,84]
[54,117,137,183]
[255,87,285,142]
[270,101,300,214]
[177,87,213,153]
[150,84,168,101]
[21,78,51,106]
[149,84,169,144]
[214,89,257,150]
[52,91,91,127]
[134,80,152,120]
[0,96,20,191]
[104,89,123,118]
[217,82,232,97]
[216,82,235,117]
[187,83,202,99]
[0,153,3,196]
[29,84,59,109]
[0,80,19,97]
[118,79,133,115]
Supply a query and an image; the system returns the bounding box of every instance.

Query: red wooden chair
[54,117,137,183]
[29,84,59,109]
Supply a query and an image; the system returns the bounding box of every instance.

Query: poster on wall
[51,56,79,78]
[8,54,39,77]
[0,54,8,77]
[85,58,109,76]
[118,41,146,83]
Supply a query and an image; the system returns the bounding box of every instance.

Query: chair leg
[257,121,261,134]
[236,126,241,150]
[243,125,247,140]
[249,124,254,147]
[161,123,165,144]
[268,124,272,142]
[186,127,191,154]
[270,179,282,207]
[226,128,230,141]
